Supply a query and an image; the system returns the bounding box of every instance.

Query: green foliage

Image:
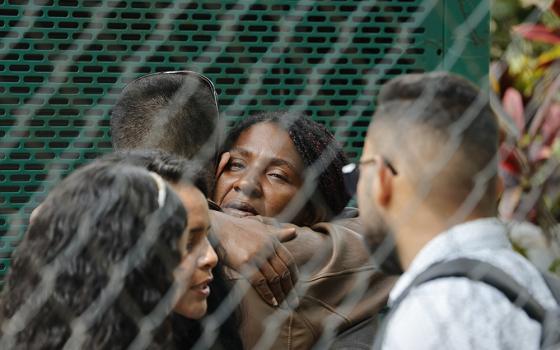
[551,258,560,273]
[491,0,533,59]
[511,239,530,257]
[493,0,560,272]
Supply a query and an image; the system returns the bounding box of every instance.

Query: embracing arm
[210,210,299,307]
[210,208,387,307]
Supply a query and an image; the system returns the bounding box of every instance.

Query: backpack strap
[373,258,550,350]
[392,258,546,322]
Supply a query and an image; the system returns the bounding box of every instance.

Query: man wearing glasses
[352,72,559,349]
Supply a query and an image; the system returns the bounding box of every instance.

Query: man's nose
[234,171,263,198]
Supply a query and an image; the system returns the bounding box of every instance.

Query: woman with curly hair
[210,112,395,350]
[0,161,215,349]
[214,110,351,225]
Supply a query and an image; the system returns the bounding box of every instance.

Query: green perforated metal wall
[0,0,489,283]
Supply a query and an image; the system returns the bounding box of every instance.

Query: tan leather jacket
[225,210,397,349]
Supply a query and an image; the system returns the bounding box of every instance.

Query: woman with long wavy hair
[0,161,193,349]
[99,150,243,350]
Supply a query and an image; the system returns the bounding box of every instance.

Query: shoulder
[473,252,558,308]
[393,277,519,317]
[383,278,542,350]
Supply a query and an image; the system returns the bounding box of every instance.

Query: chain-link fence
[1,0,559,349]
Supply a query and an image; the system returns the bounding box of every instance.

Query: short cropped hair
[111,71,219,159]
[100,149,212,196]
[369,72,499,210]
[0,162,186,348]
[221,111,350,222]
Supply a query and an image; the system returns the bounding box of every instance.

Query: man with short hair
[110,71,219,159]
[356,72,558,349]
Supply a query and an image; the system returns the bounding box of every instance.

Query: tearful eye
[268,171,289,183]
[228,159,246,171]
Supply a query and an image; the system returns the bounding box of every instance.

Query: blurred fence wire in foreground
[0,0,559,349]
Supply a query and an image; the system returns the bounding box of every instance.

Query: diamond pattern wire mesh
[0,0,488,285]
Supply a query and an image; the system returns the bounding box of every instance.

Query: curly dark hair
[220,111,351,223]
[0,161,187,349]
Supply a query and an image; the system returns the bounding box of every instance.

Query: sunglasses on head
[126,70,222,160]
[127,70,218,98]
[342,157,398,196]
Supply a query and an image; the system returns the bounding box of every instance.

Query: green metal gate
[0,0,489,285]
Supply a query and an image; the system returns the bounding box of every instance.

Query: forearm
[282,214,365,272]
[210,210,364,273]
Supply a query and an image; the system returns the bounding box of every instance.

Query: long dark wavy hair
[97,150,243,349]
[0,161,187,349]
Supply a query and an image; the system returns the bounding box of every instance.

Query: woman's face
[213,122,305,220]
[172,184,218,320]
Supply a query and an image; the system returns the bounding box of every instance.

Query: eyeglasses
[342,157,398,196]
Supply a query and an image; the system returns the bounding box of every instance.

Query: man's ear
[216,152,231,178]
[374,155,393,208]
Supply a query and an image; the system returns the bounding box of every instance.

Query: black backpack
[370,258,560,350]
